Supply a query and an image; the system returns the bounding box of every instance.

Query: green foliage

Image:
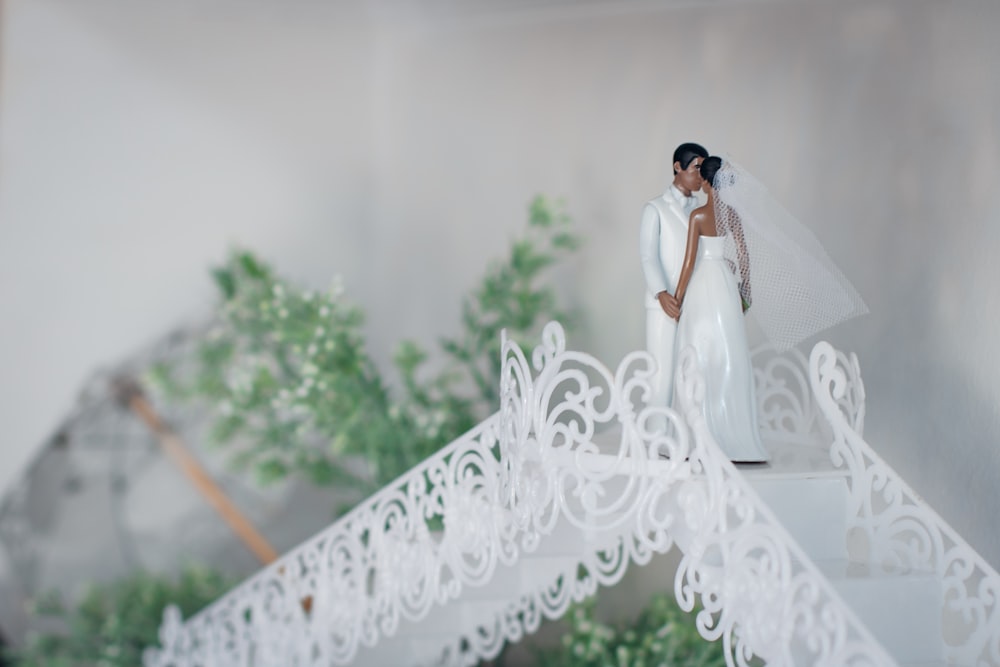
[152,252,394,492]
[537,594,728,667]
[148,195,579,492]
[13,197,578,667]
[439,195,578,406]
[9,567,233,667]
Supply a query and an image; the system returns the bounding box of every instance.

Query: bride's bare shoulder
[689,205,715,233]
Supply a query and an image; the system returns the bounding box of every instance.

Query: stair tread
[741,439,845,479]
[589,428,845,479]
[809,557,937,580]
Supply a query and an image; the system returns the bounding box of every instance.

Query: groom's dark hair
[673,142,709,174]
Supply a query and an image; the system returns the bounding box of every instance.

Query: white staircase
[144,322,1000,666]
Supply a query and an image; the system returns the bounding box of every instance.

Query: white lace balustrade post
[811,342,1000,665]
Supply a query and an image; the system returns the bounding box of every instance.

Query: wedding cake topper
[641,145,867,462]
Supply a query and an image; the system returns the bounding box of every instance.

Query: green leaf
[237,251,269,280]
[211,267,237,300]
[529,195,554,228]
[13,568,234,667]
[393,340,427,375]
[552,231,580,250]
[255,458,289,484]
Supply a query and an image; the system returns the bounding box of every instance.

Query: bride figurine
[671,156,867,463]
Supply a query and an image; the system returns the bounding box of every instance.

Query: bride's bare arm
[672,211,707,319]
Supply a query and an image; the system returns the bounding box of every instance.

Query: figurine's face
[674,157,704,196]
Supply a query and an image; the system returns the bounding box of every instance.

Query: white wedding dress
[674,234,769,463]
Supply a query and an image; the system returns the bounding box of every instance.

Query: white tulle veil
[712,157,868,352]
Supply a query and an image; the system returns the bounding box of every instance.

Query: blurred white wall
[0,0,375,499]
[3,0,1000,568]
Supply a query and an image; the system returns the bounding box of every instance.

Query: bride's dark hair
[700,156,724,188]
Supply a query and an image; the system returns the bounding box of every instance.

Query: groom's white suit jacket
[639,185,699,408]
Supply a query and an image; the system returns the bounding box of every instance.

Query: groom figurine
[639,142,709,416]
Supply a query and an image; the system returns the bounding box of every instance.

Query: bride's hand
[658,291,681,320]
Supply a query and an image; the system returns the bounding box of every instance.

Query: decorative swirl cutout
[146,417,509,667]
[148,323,1000,667]
[810,341,1000,665]
[665,345,893,667]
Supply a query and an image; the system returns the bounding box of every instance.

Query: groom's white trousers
[646,302,678,419]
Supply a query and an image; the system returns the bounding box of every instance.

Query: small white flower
[279,308,288,319]
[329,276,344,297]
[307,344,318,357]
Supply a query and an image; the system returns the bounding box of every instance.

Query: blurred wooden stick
[115,378,279,566]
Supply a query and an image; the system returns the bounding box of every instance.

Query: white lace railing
[145,414,517,666]
[495,322,894,667]
[811,342,1000,665]
[145,322,1000,666]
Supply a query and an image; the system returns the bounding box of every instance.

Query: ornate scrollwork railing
[752,342,864,444]
[147,322,1000,667]
[811,342,1000,665]
[494,322,895,666]
[669,344,892,666]
[145,415,517,667]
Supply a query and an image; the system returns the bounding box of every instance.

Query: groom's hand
[657,291,681,320]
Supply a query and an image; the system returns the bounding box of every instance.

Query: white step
[745,447,947,663]
[355,552,578,666]
[814,559,944,664]
[748,475,849,561]
[352,506,634,666]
